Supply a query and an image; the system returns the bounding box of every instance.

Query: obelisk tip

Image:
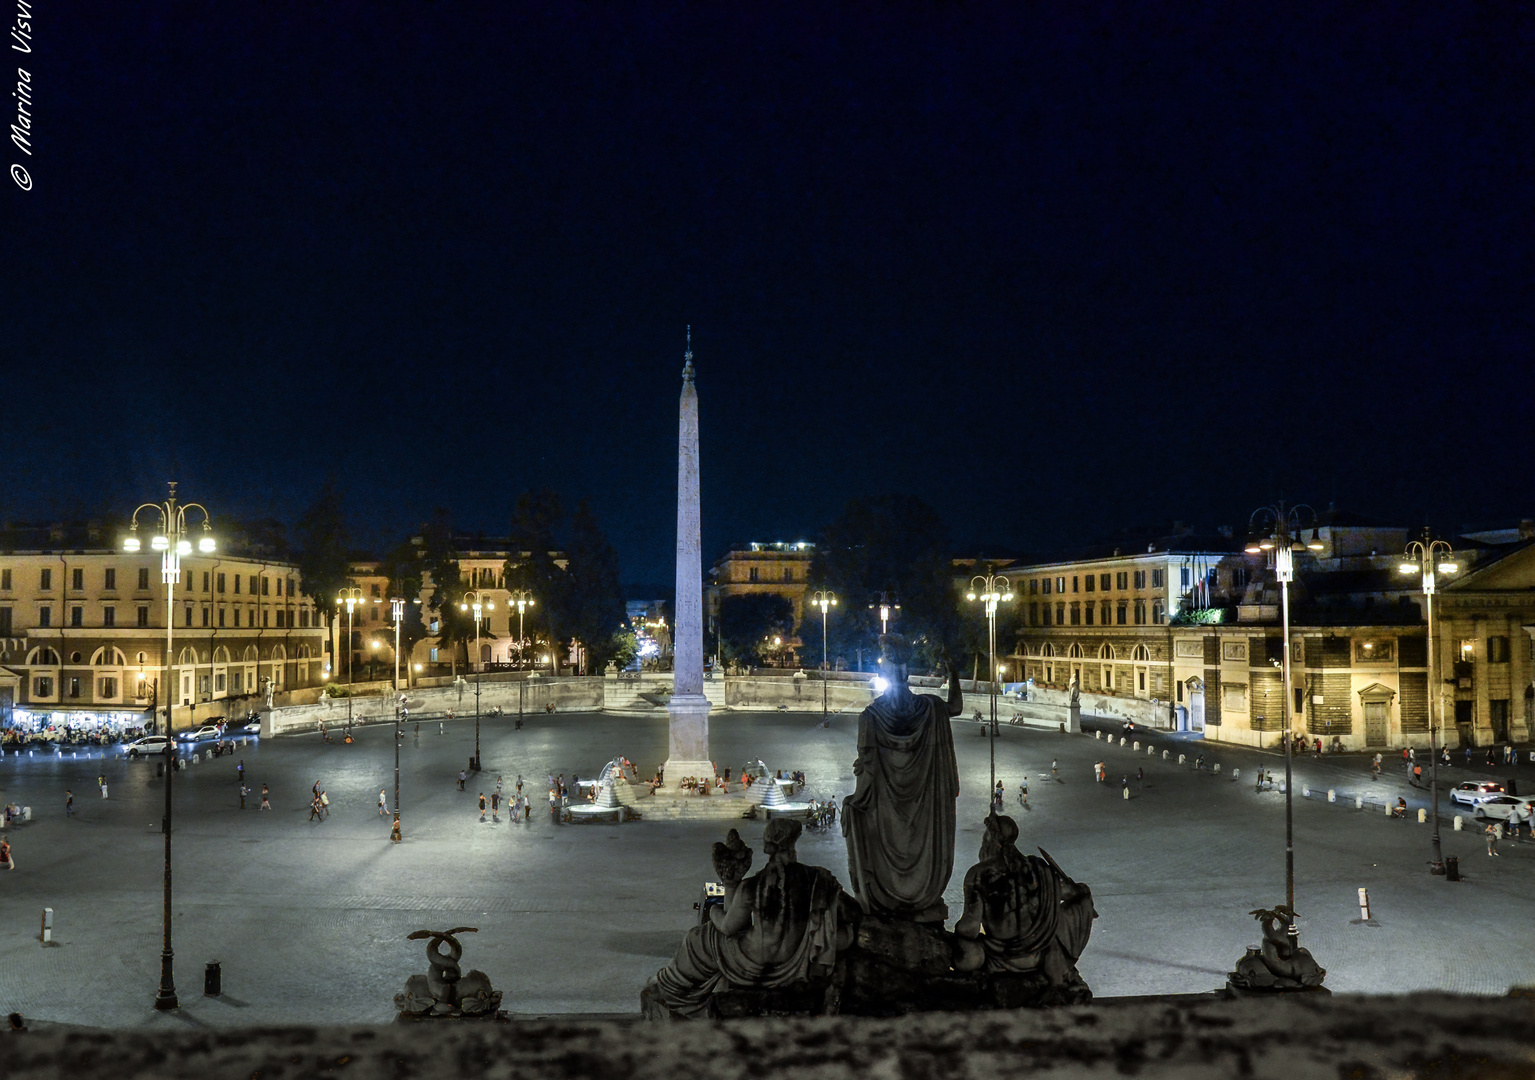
[681,325,695,384]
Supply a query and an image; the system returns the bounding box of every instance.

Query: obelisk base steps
[664,693,713,781]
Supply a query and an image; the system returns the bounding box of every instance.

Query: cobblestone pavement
[0,706,1531,1029]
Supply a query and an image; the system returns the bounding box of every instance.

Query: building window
[1056,602,1066,624]
[68,677,81,699]
[138,567,150,590]
[429,618,440,634]
[69,606,83,627]
[233,608,241,627]
[1152,569,1164,588]
[182,606,191,626]
[202,607,210,627]
[1116,602,1127,625]
[429,647,440,662]
[1116,572,1127,590]
[33,676,53,697]
[1487,636,1510,663]
[38,607,51,628]
[1138,670,1147,693]
[103,606,116,627]
[233,575,241,594]
[1233,567,1249,589]
[277,577,284,596]
[1084,575,1095,593]
[1133,570,1146,590]
[749,567,759,582]
[1029,579,1038,595]
[1068,602,1080,625]
[1084,604,1094,626]
[290,578,297,597]
[0,608,9,634]
[0,569,9,590]
[1041,578,1051,596]
[1056,577,1066,594]
[1134,600,1146,625]
[216,672,226,692]
[782,568,793,583]
[137,606,150,627]
[98,677,118,698]
[300,609,309,628]
[218,608,226,627]
[1100,601,1111,624]
[261,576,270,596]
[1029,603,1039,626]
[1151,601,1164,625]
[217,572,226,593]
[1042,606,1051,627]
[1180,567,1191,588]
[1072,576,1079,593]
[1354,638,1396,663]
[104,568,116,590]
[263,610,270,627]
[40,568,52,590]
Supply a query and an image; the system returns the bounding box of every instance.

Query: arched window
[1098,643,1116,660]
[243,645,259,662]
[1039,643,1055,658]
[178,647,197,666]
[27,646,60,666]
[90,647,127,667]
[213,645,232,665]
[1132,644,1151,662]
[297,643,312,659]
[270,643,286,661]
[1067,643,1084,659]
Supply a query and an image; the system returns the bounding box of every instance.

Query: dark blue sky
[5,3,1531,588]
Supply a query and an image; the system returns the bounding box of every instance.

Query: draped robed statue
[841,634,962,923]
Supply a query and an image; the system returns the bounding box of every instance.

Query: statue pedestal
[1067,703,1082,733]
[664,692,714,781]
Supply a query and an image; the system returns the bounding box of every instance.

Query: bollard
[1453,816,1463,831]
[1328,789,1336,803]
[1178,754,1186,766]
[205,961,222,996]
[1119,737,1126,747]
[1355,796,1363,809]
[1418,808,1426,823]
[1162,750,1169,760]
[1357,888,1371,922]
[1233,768,1241,781]
[1384,800,1391,815]
[1133,741,1140,751]
[40,907,52,944]
[1213,763,1221,774]
[1148,746,1154,756]
[22,806,31,821]
[1095,731,1101,740]
[1303,785,1310,797]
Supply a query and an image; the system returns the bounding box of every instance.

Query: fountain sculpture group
[641,635,1099,1019]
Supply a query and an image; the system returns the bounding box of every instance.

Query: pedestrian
[491,791,500,822]
[1402,747,1410,768]
[65,789,74,817]
[99,774,108,799]
[260,784,271,810]
[1256,768,1264,793]
[1412,763,1423,787]
[495,775,503,796]
[0,838,12,870]
[1018,780,1028,807]
[1505,744,1514,766]
[478,793,487,822]
[239,784,249,809]
[237,759,245,783]
[1051,759,1059,781]
[1441,747,1451,767]
[1121,775,1129,798]
[1465,746,1472,765]
[378,788,389,815]
[458,769,467,791]
[1136,766,1144,786]
[1371,759,1380,782]
[312,779,321,800]
[1486,822,1501,856]
[516,774,523,793]
[309,795,323,822]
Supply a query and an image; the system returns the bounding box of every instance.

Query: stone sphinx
[842,635,962,923]
[952,814,1096,1005]
[394,927,502,1020]
[641,820,858,1019]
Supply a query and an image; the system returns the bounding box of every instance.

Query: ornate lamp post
[336,588,363,685]
[123,482,215,1012]
[869,592,901,634]
[1399,529,1459,876]
[459,589,493,769]
[1243,502,1324,923]
[967,573,1013,804]
[509,589,536,668]
[809,590,837,721]
[390,596,406,842]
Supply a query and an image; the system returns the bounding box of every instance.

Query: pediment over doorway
[1357,682,1396,703]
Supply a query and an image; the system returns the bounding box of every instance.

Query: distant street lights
[336,588,364,685]
[1244,502,1324,928]
[869,592,901,635]
[459,589,493,770]
[509,589,537,668]
[967,573,1013,803]
[123,481,215,1012]
[1400,529,1459,876]
[809,590,838,722]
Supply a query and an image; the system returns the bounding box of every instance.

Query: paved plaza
[0,706,1532,1029]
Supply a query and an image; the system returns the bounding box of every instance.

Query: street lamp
[1243,501,1324,929]
[459,589,493,770]
[1399,528,1459,876]
[336,588,364,685]
[967,573,1013,804]
[809,590,837,722]
[508,589,536,667]
[869,592,901,634]
[123,481,215,1013]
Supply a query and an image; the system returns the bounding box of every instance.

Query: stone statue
[641,820,857,1019]
[1228,906,1326,990]
[263,676,275,709]
[1068,672,1080,707]
[842,635,961,923]
[952,815,1096,1003]
[395,927,503,1019]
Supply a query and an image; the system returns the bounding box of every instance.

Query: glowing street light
[508,589,537,668]
[869,591,901,635]
[809,590,838,722]
[967,572,1013,801]
[124,481,214,1013]
[459,589,494,769]
[1399,527,1459,876]
[336,588,364,685]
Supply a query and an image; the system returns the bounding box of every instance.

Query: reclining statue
[952,814,1097,1003]
[642,819,858,1019]
[1229,905,1326,990]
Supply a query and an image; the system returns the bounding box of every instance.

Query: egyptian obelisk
[664,327,714,781]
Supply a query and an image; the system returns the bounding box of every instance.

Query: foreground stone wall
[6,994,1532,1079]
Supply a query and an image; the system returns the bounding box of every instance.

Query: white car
[1472,795,1534,822]
[178,725,222,743]
[1448,781,1507,807]
[122,735,173,758]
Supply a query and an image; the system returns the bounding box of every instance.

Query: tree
[719,593,796,667]
[294,480,351,622]
[505,489,571,672]
[374,536,430,681]
[564,500,627,673]
[803,494,961,675]
[419,508,473,672]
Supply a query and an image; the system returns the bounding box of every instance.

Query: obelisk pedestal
[664,331,715,782]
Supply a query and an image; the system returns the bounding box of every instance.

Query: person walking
[239,784,249,809]
[0,838,12,870]
[260,783,271,810]
[1018,780,1028,808]
[457,769,467,791]
[1412,763,1423,787]
[495,775,504,797]
[1371,758,1381,782]
[237,758,245,784]
[1136,766,1144,787]
[1486,821,1501,856]
[98,774,108,799]
[65,789,74,817]
[491,790,500,822]
[1051,759,1059,781]
[478,793,487,822]
[378,788,389,816]
[309,794,324,822]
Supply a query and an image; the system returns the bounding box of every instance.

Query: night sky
[6,3,1531,588]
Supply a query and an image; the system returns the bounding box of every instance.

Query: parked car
[1449,780,1507,807]
[122,735,173,758]
[178,725,222,743]
[1472,795,1535,822]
